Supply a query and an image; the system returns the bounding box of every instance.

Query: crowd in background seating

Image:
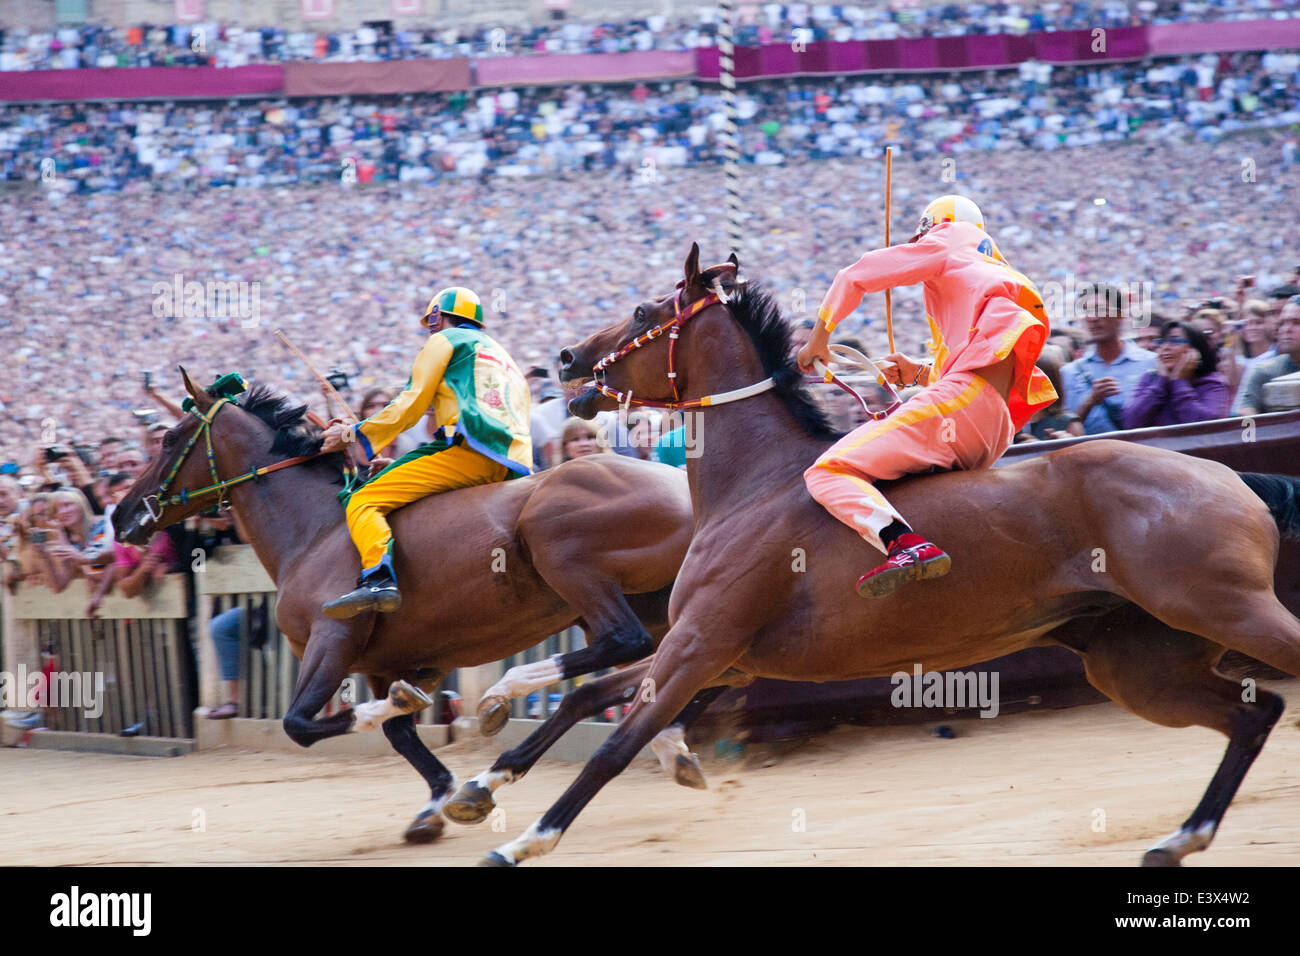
[3,1,1296,70]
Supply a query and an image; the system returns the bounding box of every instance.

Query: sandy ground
[3,687,1299,867]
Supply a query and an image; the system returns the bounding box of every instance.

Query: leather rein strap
[144,397,336,520]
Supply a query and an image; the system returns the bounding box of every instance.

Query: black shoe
[321,569,402,620]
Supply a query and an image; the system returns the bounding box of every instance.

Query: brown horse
[476,243,1300,866]
[113,370,694,842]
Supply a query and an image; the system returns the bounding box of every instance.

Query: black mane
[723,279,844,441]
[235,382,348,482]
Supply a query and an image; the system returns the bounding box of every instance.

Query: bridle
[591,265,776,411]
[140,396,336,524]
[590,264,901,420]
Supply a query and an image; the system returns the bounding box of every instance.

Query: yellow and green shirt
[353,325,533,477]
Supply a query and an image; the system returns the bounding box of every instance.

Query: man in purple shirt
[1122,320,1231,428]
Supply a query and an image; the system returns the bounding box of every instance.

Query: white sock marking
[483,656,564,703]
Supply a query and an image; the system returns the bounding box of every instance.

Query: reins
[143,395,356,522]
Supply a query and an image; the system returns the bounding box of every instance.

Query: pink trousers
[804,371,1016,553]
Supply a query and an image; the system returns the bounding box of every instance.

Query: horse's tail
[1240,473,1300,541]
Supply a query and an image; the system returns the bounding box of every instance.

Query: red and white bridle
[589,266,902,421]
[590,266,777,411]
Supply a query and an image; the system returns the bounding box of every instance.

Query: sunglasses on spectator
[1156,336,1191,346]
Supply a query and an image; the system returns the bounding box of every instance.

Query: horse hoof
[674,752,708,790]
[390,679,433,715]
[404,810,445,844]
[1141,848,1181,868]
[478,697,511,737]
[478,851,513,867]
[443,781,496,825]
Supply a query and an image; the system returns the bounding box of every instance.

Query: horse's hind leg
[368,674,456,844]
[1072,623,1286,867]
[476,584,667,736]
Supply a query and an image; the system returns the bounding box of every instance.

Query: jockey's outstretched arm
[352,335,453,460]
[817,230,950,334]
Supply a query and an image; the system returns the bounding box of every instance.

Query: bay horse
[113,370,695,842]
[477,243,1300,866]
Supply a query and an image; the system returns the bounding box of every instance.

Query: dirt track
[4,686,1299,866]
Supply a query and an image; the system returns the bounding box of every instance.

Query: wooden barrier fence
[195,545,454,724]
[0,544,635,742]
[3,576,191,737]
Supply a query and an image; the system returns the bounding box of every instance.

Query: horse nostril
[559,348,575,370]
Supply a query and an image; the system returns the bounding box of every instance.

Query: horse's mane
[237,382,348,484]
[722,279,845,441]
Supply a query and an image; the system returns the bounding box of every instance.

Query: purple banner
[283,59,469,96]
[1149,18,1300,55]
[698,26,1150,80]
[475,50,695,88]
[0,65,283,102]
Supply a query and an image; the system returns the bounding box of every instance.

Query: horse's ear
[727,251,739,269]
[683,242,701,288]
[178,366,213,413]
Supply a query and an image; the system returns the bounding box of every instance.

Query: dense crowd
[4,52,1298,194]
[4,45,1300,724]
[2,1,1295,70]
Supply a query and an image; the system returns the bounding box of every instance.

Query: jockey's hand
[319,422,352,454]
[796,342,831,376]
[367,456,393,478]
[881,352,923,387]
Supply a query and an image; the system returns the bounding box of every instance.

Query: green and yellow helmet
[421,286,484,329]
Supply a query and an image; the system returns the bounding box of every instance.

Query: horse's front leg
[482,622,749,866]
[367,674,456,844]
[282,621,429,747]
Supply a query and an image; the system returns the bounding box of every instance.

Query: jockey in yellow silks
[319,287,532,619]
[797,195,1056,600]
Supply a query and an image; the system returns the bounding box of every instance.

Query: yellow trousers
[345,443,509,570]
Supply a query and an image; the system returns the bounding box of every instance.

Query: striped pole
[717,0,742,259]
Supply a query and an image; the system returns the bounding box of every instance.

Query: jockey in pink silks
[797,195,1058,599]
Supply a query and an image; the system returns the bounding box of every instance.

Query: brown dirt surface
[3,685,1298,866]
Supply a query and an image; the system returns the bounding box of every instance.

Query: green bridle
[142,396,334,523]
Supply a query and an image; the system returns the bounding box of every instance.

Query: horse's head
[559,242,742,419]
[114,366,253,545]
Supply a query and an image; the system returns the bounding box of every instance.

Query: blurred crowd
[4,52,1297,192]
[2,46,1299,727]
[2,1,1295,70]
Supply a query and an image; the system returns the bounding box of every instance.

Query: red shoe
[856,533,951,599]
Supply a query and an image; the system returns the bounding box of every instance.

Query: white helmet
[913,195,985,239]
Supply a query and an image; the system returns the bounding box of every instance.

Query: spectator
[1122,320,1232,428]
[531,385,570,469]
[560,416,609,461]
[111,531,177,600]
[1229,298,1280,412]
[206,605,244,719]
[1236,302,1300,416]
[1060,285,1158,434]
[36,488,97,591]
